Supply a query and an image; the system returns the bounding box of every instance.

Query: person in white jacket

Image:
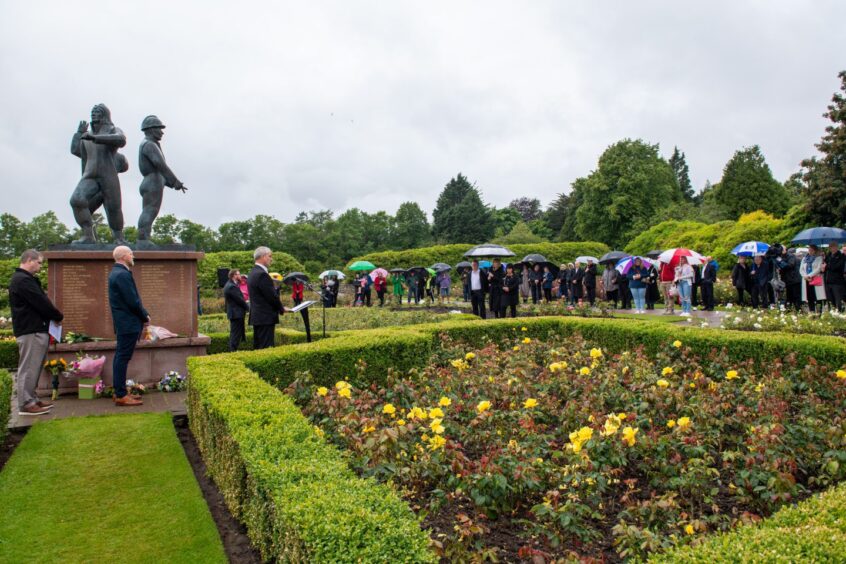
[800,245,826,313]
[674,256,695,316]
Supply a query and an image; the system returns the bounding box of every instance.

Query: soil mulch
[0,428,28,474]
[173,415,261,564]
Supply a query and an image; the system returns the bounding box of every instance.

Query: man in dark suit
[467,260,489,319]
[247,246,285,349]
[700,257,717,311]
[224,268,249,352]
[571,262,585,305]
[108,245,148,406]
[487,258,505,318]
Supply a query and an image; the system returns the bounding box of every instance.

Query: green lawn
[0,413,225,563]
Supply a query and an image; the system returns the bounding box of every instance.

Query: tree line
[2,71,844,271]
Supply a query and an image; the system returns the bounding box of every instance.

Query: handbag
[668,284,678,297]
[809,275,823,287]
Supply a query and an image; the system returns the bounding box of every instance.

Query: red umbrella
[657,248,705,267]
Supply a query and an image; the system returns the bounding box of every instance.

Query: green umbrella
[426,268,437,276]
[349,261,376,271]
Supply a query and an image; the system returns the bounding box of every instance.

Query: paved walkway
[633,308,726,327]
[8,388,186,429]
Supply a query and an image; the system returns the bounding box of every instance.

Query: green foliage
[432,173,495,243]
[669,146,695,201]
[801,71,846,227]
[348,241,609,271]
[393,201,432,249]
[493,221,545,245]
[575,139,681,247]
[651,480,846,563]
[0,340,16,370]
[0,413,225,563]
[714,145,790,218]
[186,356,435,563]
[508,197,543,222]
[0,212,71,259]
[0,370,11,444]
[197,250,304,289]
[492,206,522,237]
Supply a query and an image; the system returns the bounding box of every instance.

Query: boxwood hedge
[186,356,435,563]
[0,369,11,443]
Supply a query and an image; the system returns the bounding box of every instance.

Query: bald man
[108,245,149,406]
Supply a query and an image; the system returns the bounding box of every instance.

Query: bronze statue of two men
[69,104,186,247]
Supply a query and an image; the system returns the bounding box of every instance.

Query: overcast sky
[1,1,844,229]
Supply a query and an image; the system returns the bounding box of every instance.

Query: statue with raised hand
[69,104,129,245]
[136,115,187,249]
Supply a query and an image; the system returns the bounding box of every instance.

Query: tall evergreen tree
[714,145,789,218]
[669,146,694,201]
[392,202,431,249]
[543,192,569,236]
[432,173,495,243]
[801,70,846,226]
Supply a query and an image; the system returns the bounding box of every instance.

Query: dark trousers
[826,284,844,311]
[113,331,141,399]
[561,283,570,300]
[293,297,303,306]
[471,290,486,319]
[489,291,502,318]
[228,318,245,352]
[462,284,470,301]
[620,285,631,309]
[606,289,619,308]
[571,286,582,305]
[586,285,596,305]
[751,285,769,309]
[253,324,275,350]
[501,303,517,318]
[377,290,385,306]
[735,287,746,306]
[530,284,540,304]
[701,283,714,311]
[691,283,700,307]
[364,289,372,306]
[785,282,802,310]
[543,287,552,302]
[806,282,819,313]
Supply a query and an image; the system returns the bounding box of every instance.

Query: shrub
[0,369,11,443]
[186,356,435,563]
[0,340,16,370]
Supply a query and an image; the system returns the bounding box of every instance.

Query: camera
[765,243,783,258]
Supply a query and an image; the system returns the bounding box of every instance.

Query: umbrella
[521,253,548,264]
[645,249,663,259]
[479,260,492,269]
[348,260,376,271]
[389,268,406,274]
[455,261,472,273]
[282,272,309,284]
[368,268,389,281]
[431,262,452,272]
[615,256,652,275]
[657,248,705,267]
[791,227,846,246]
[406,266,428,276]
[319,270,345,280]
[599,250,630,264]
[731,241,770,257]
[269,272,283,282]
[426,268,437,276]
[464,243,516,258]
[574,256,599,264]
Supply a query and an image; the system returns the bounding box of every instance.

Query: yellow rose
[726,370,739,380]
[673,340,682,348]
[476,400,491,414]
[579,367,590,376]
[362,425,376,433]
[396,419,406,426]
[513,346,520,351]
[316,386,328,397]
[667,419,676,428]
[836,369,846,379]
[522,337,531,344]
[428,407,444,419]
[465,352,476,361]
[335,380,350,390]
[428,435,446,451]
[521,326,528,332]
[590,348,603,358]
[523,398,538,409]
[438,396,452,407]
[429,418,445,434]
[338,387,351,399]
[382,403,396,415]
[684,524,695,535]
[661,366,674,376]
[621,426,638,447]
[677,416,691,430]
[657,379,669,388]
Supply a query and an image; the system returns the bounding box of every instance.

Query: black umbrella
[645,249,663,259]
[521,253,548,264]
[599,250,630,264]
[282,272,309,284]
[464,243,516,258]
[455,261,472,273]
[431,262,452,272]
[389,268,406,274]
[406,266,429,277]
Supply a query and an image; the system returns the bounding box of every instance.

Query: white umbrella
[464,244,516,258]
[319,270,346,280]
[574,256,599,264]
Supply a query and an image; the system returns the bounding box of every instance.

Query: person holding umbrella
[529,264,542,304]
[390,270,405,305]
[731,256,751,306]
[374,271,387,306]
[438,269,451,305]
[602,262,619,308]
[571,261,585,305]
[488,258,505,318]
[627,257,650,313]
[775,247,802,310]
[468,259,489,318]
[584,261,598,306]
[501,264,520,317]
[801,245,825,313]
[291,277,304,306]
[749,255,771,309]
[645,261,659,310]
[822,241,846,311]
[674,255,695,316]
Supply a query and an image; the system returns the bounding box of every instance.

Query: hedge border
[186,356,435,563]
[0,369,10,444]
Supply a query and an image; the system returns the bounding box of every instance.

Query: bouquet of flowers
[158,370,187,392]
[126,379,147,396]
[68,354,106,378]
[43,357,69,400]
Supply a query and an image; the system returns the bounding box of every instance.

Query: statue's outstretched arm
[143,142,183,189]
[91,127,127,148]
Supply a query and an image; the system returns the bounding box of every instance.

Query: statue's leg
[101,174,126,244]
[70,178,100,244]
[137,174,164,242]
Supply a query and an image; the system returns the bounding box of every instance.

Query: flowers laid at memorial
[287,335,846,561]
[157,370,187,392]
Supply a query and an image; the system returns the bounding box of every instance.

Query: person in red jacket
[659,262,676,314]
[374,273,387,306]
[291,279,304,306]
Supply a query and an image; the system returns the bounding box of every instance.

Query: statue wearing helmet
[136,114,187,248]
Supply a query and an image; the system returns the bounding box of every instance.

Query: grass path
[0,413,225,563]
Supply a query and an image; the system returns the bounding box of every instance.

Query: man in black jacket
[731,257,750,306]
[487,259,505,319]
[467,260,489,319]
[108,246,149,406]
[247,246,286,349]
[9,249,63,416]
[583,263,597,306]
[823,242,846,311]
[223,269,249,352]
[776,247,802,310]
[700,257,717,311]
[571,262,585,305]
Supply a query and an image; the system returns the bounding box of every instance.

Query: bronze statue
[69,104,129,245]
[136,115,187,248]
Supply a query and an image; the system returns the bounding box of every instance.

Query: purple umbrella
[615,256,653,275]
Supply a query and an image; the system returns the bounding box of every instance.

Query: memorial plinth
[39,249,210,393]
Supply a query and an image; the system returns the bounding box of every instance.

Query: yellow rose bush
[285,335,846,562]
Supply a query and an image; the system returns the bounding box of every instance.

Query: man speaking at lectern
[247,246,285,350]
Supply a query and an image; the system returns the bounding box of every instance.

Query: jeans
[678,280,692,313]
[15,332,49,409]
[228,318,245,352]
[630,287,646,311]
[113,330,141,399]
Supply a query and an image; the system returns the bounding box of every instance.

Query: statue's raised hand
[77,120,89,133]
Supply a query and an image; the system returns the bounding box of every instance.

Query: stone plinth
[43,250,203,339]
[41,335,211,393]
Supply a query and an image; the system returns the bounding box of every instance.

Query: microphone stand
[304,281,327,339]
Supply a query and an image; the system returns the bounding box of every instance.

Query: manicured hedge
[0,369,11,443]
[346,241,610,272]
[186,356,435,563]
[0,341,15,370]
[651,481,846,563]
[197,251,304,290]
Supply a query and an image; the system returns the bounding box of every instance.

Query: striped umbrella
[614,256,653,275]
[731,241,769,257]
[657,248,705,267]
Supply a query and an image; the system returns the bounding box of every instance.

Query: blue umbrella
[791,227,846,245]
[479,260,492,269]
[731,241,769,257]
